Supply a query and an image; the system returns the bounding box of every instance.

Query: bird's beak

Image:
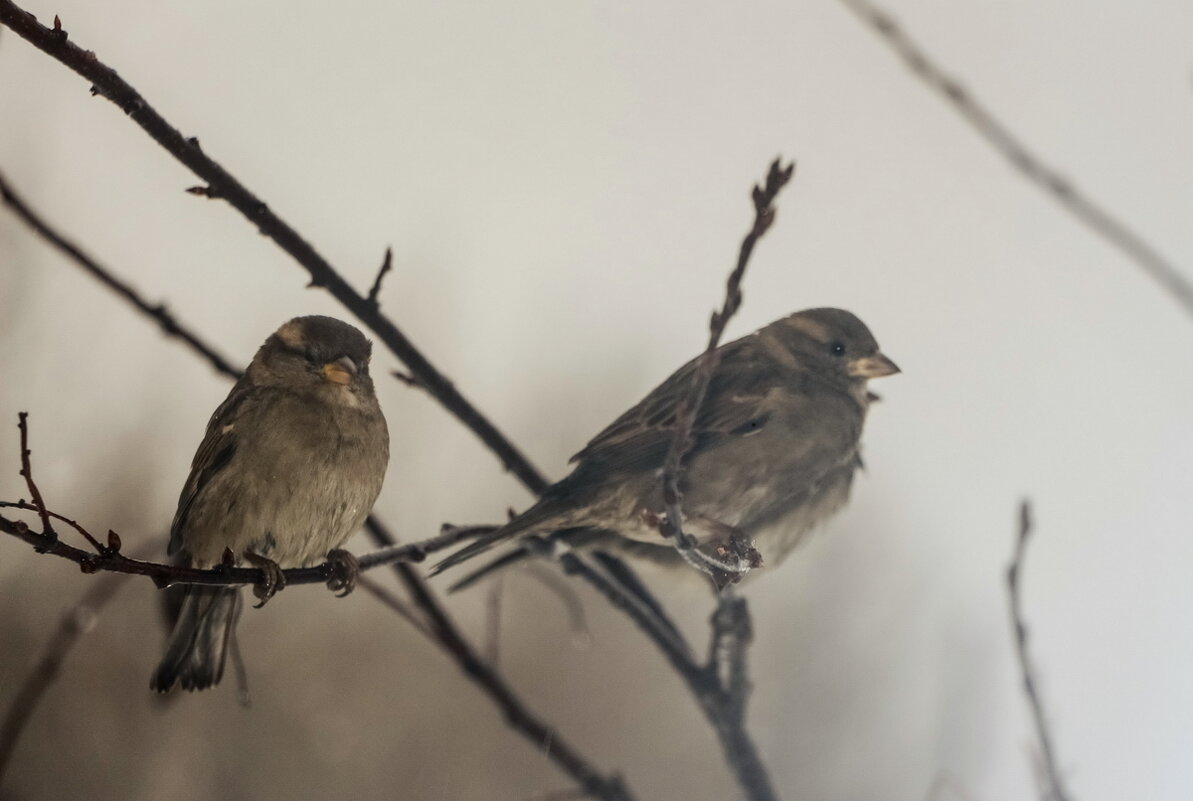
[848,352,900,379]
[322,355,357,385]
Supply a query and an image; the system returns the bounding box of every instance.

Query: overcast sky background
[2,1,1192,799]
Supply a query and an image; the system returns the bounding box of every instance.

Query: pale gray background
[2,1,1192,799]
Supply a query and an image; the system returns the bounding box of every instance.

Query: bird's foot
[244,551,286,607]
[325,548,359,597]
[708,535,763,591]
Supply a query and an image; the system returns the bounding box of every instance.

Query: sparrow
[151,315,389,692]
[433,307,898,590]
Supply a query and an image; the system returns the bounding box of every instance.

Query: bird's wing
[167,380,256,556]
[569,337,780,476]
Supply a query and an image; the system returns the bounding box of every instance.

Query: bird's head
[769,307,899,388]
[250,315,376,400]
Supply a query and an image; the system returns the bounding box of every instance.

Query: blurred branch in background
[837,0,1193,321]
[1008,501,1074,801]
[0,174,242,381]
[0,561,140,784]
[0,0,549,495]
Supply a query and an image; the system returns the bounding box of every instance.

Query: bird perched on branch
[433,307,898,591]
[152,316,389,693]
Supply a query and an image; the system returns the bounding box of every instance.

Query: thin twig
[658,158,794,581]
[0,170,242,379]
[15,413,62,545]
[0,504,475,590]
[0,562,140,782]
[1007,501,1073,801]
[837,0,1193,321]
[484,574,505,667]
[0,3,550,493]
[366,247,394,307]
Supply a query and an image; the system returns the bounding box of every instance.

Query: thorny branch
[0,173,631,801]
[837,0,1193,322]
[0,1,550,494]
[1007,501,1074,801]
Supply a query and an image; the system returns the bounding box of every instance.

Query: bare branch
[0,3,549,493]
[658,158,794,581]
[15,413,63,545]
[559,549,776,801]
[0,170,242,380]
[1008,501,1074,801]
[837,0,1193,321]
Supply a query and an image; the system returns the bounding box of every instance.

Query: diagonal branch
[0,2,549,493]
[362,520,632,801]
[0,564,139,784]
[0,170,242,380]
[837,0,1193,322]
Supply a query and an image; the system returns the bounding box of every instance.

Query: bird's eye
[829,341,847,357]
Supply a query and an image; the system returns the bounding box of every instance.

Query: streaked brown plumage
[433,307,897,589]
[152,316,389,692]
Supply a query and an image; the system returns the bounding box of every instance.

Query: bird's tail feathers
[430,501,562,576]
[445,546,535,593]
[151,585,242,692]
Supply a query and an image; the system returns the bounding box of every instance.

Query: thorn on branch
[367,246,393,307]
[185,185,223,199]
[391,369,423,389]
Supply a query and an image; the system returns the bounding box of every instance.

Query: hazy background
[2,1,1192,799]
